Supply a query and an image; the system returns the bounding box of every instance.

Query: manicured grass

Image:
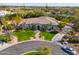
[41,32,57,41]
[0,35,6,40]
[14,30,35,41]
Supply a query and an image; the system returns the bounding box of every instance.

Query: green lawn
[41,31,58,41]
[0,35,8,42]
[14,30,35,42]
[0,35,6,40]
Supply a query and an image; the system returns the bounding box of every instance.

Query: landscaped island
[24,45,52,55]
[24,51,44,55]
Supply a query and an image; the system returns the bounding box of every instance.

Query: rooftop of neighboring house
[24,16,59,25]
[75,32,79,38]
[0,10,14,16]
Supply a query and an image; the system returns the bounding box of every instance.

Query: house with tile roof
[19,16,60,31]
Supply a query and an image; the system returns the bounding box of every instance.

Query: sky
[0,3,79,6]
[0,0,79,3]
[0,0,79,6]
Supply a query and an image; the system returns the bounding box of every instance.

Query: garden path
[31,30,44,40]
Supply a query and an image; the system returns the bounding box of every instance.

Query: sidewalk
[0,43,17,51]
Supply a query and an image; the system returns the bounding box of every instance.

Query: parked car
[63,42,68,45]
[61,47,77,55]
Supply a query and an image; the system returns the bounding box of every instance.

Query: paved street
[0,41,68,55]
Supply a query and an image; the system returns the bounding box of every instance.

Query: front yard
[14,30,36,42]
[41,31,58,41]
[0,30,57,43]
[0,30,36,42]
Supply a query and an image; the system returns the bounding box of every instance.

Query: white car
[61,47,77,55]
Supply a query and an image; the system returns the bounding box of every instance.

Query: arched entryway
[36,24,41,30]
[37,25,40,30]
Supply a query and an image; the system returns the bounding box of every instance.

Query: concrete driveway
[52,25,72,42]
[0,41,68,55]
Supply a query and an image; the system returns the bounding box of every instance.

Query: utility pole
[23,3,25,9]
[45,3,48,9]
[45,3,48,12]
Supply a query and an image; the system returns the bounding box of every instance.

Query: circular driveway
[0,41,68,55]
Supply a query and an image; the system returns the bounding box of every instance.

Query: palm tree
[14,15,22,26]
[2,18,9,30]
[0,24,3,35]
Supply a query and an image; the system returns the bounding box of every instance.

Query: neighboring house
[19,16,60,31]
[75,32,79,38]
[0,10,14,16]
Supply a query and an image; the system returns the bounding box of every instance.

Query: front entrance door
[37,25,40,30]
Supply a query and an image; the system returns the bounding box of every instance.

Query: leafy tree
[58,21,67,28]
[68,37,79,43]
[58,18,69,29]
[23,9,45,18]
[62,18,70,23]
[72,9,79,32]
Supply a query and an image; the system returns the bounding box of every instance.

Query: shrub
[68,37,79,43]
[0,35,8,43]
[58,21,67,28]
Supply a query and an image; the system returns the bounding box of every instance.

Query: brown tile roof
[24,16,58,25]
